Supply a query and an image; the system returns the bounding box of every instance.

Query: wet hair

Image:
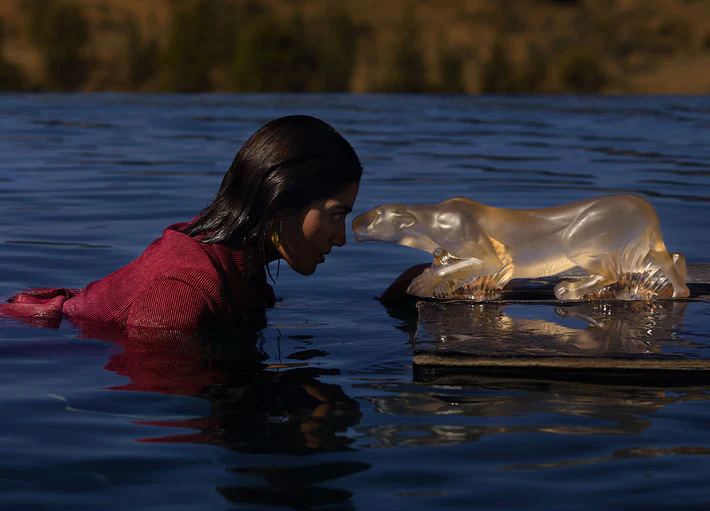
[182,115,362,246]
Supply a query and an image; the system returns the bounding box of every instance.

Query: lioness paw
[406,279,429,297]
[407,271,437,297]
[673,284,690,298]
[554,282,575,301]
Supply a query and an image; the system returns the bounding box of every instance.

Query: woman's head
[184,115,362,274]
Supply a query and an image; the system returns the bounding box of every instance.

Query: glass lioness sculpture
[352,195,690,301]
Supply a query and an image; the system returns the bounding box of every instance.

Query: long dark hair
[183,115,362,246]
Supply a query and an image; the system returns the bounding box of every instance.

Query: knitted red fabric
[1,222,274,329]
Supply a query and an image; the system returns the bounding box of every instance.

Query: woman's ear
[267,210,284,231]
[268,215,284,248]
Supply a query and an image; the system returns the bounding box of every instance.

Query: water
[0,94,709,510]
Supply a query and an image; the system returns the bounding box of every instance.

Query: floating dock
[412,264,710,385]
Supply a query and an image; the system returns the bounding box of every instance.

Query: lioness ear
[394,211,417,229]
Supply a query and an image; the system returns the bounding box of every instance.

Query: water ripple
[31,120,115,129]
[413,152,560,162]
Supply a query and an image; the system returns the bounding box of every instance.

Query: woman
[2,115,362,329]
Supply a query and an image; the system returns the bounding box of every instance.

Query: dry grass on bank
[1,0,710,93]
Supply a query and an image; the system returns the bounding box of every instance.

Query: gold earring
[271,220,282,249]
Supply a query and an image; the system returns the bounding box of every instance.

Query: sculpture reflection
[414,300,696,359]
[356,299,709,451]
[353,195,690,300]
[503,445,710,472]
[412,299,710,384]
[357,376,710,449]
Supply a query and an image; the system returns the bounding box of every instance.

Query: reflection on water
[75,324,367,509]
[351,298,710,468]
[414,300,701,358]
[504,445,710,471]
[7,295,707,509]
[220,462,370,509]
[357,377,710,449]
[87,319,710,505]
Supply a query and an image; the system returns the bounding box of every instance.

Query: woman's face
[277,181,360,275]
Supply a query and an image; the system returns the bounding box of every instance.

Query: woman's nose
[332,235,346,247]
[331,224,347,247]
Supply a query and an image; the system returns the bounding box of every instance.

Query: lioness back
[443,195,657,247]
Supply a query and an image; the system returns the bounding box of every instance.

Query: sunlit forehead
[324,182,359,212]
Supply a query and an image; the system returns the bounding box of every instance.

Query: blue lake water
[1,94,709,510]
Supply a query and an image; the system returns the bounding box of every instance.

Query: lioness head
[352,204,417,243]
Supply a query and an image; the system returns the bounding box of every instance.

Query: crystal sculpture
[352,195,690,301]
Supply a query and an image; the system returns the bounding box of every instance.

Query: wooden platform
[412,264,710,385]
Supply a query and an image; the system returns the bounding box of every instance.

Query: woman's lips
[318,250,330,263]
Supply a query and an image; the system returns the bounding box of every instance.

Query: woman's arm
[378,263,430,307]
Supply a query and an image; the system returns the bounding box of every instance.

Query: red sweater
[1,222,274,329]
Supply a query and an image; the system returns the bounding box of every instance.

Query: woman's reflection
[71,321,366,509]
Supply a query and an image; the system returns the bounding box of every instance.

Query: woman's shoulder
[155,222,215,263]
[134,221,239,279]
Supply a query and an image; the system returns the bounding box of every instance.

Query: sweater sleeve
[126,275,218,330]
